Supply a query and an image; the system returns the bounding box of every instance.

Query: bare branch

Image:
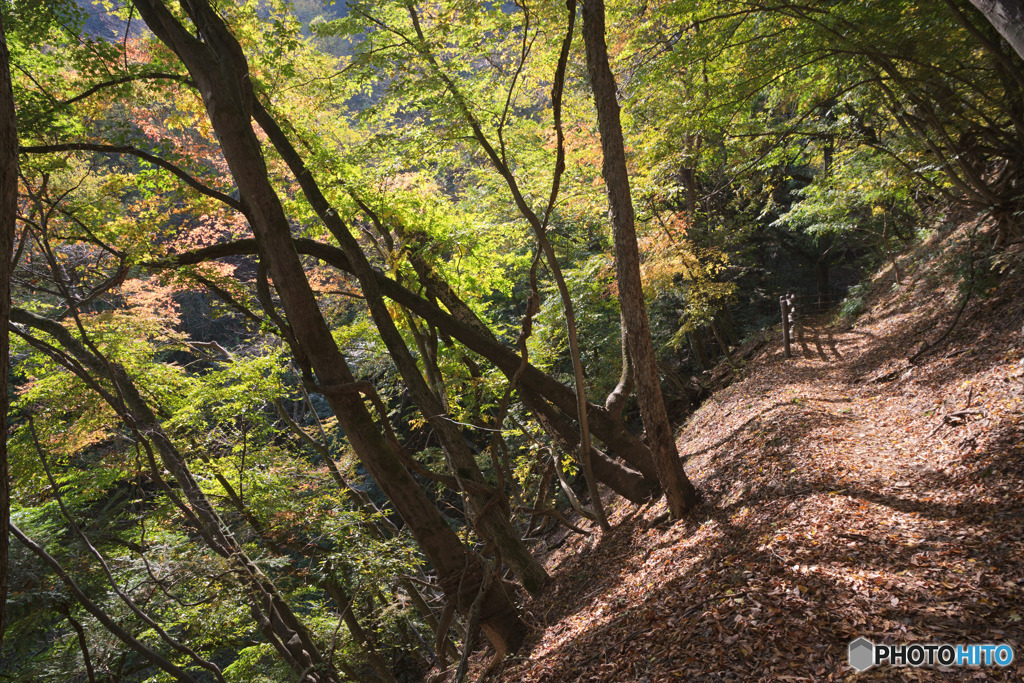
[20,143,244,212]
[55,72,194,108]
[9,522,199,682]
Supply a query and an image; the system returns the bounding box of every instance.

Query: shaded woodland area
[0,0,1020,681]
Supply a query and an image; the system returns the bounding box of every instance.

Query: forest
[0,0,1021,680]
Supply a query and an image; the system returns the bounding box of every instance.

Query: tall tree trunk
[581,0,699,518]
[250,102,549,595]
[402,0,610,530]
[131,0,525,655]
[0,11,16,650]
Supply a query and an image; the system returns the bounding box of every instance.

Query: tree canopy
[1,0,1020,679]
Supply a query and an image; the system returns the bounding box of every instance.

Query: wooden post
[792,295,805,346]
[780,295,791,358]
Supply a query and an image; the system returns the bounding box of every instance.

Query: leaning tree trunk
[0,11,17,650]
[12,308,338,681]
[360,225,656,504]
[131,0,525,655]
[581,0,699,518]
[250,101,549,595]
[394,242,659,495]
[168,238,664,489]
[967,0,1024,60]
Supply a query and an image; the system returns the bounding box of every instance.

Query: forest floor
[481,225,1023,681]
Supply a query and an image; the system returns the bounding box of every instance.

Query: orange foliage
[638,211,694,293]
[175,213,249,251]
[114,276,182,326]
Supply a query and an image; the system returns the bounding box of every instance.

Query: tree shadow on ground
[500,408,1022,682]
[836,267,1021,390]
[494,260,1022,681]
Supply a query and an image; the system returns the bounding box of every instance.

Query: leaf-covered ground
[483,231,1023,681]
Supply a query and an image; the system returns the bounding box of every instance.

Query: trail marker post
[791,294,804,346]
[780,295,792,358]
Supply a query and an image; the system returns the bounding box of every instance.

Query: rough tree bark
[0,11,16,650]
[967,0,1024,60]
[581,0,700,518]
[131,0,525,655]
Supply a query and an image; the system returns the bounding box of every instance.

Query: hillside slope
[488,226,1023,681]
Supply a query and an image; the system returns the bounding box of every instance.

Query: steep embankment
[491,226,1023,681]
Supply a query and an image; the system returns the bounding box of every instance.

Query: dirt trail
[489,235,1023,682]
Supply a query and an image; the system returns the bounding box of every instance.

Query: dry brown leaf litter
[463,235,1022,682]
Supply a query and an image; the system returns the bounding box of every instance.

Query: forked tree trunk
[391,243,658,495]
[131,0,525,655]
[581,0,699,518]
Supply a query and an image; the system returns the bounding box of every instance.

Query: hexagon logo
[849,637,875,672]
